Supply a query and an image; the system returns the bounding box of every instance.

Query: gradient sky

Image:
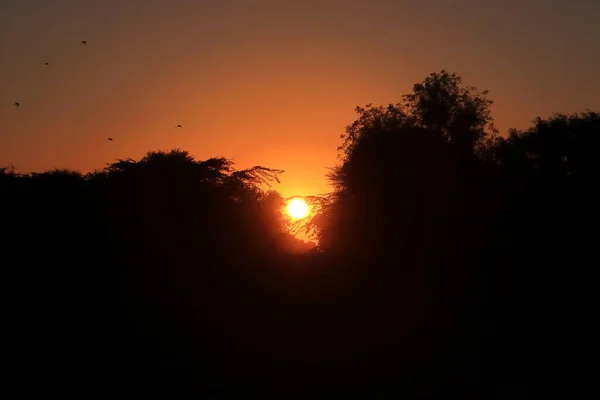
[2,0,599,198]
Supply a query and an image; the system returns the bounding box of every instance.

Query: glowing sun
[287,198,309,219]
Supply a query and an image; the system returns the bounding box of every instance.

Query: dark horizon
[4,68,597,396]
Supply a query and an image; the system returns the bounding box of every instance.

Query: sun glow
[287,198,309,219]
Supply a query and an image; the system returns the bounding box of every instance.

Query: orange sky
[1,0,599,198]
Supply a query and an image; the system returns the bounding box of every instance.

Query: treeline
[2,71,598,397]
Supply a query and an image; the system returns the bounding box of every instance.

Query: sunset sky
[2,0,599,198]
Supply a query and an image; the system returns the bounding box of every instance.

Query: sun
[287,198,309,219]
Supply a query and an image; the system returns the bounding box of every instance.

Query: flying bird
[13,102,19,107]
[176,124,182,128]
[108,137,113,141]
[81,40,87,45]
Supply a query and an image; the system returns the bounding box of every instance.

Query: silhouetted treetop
[404,70,497,151]
[101,149,283,200]
[338,70,498,161]
[338,103,413,159]
[489,111,600,182]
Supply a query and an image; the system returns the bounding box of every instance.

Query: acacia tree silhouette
[1,149,307,394]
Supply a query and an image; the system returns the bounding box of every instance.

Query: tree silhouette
[2,72,598,396]
[403,70,498,156]
[475,110,599,393]
[309,70,494,259]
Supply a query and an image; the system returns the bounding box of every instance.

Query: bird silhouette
[13,102,19,107]
[108,137,113,141]
[44,62,49,65]
[81,40,87,45]
[176,124,182,128]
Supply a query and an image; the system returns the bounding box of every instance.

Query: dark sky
[1,0,599,197]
